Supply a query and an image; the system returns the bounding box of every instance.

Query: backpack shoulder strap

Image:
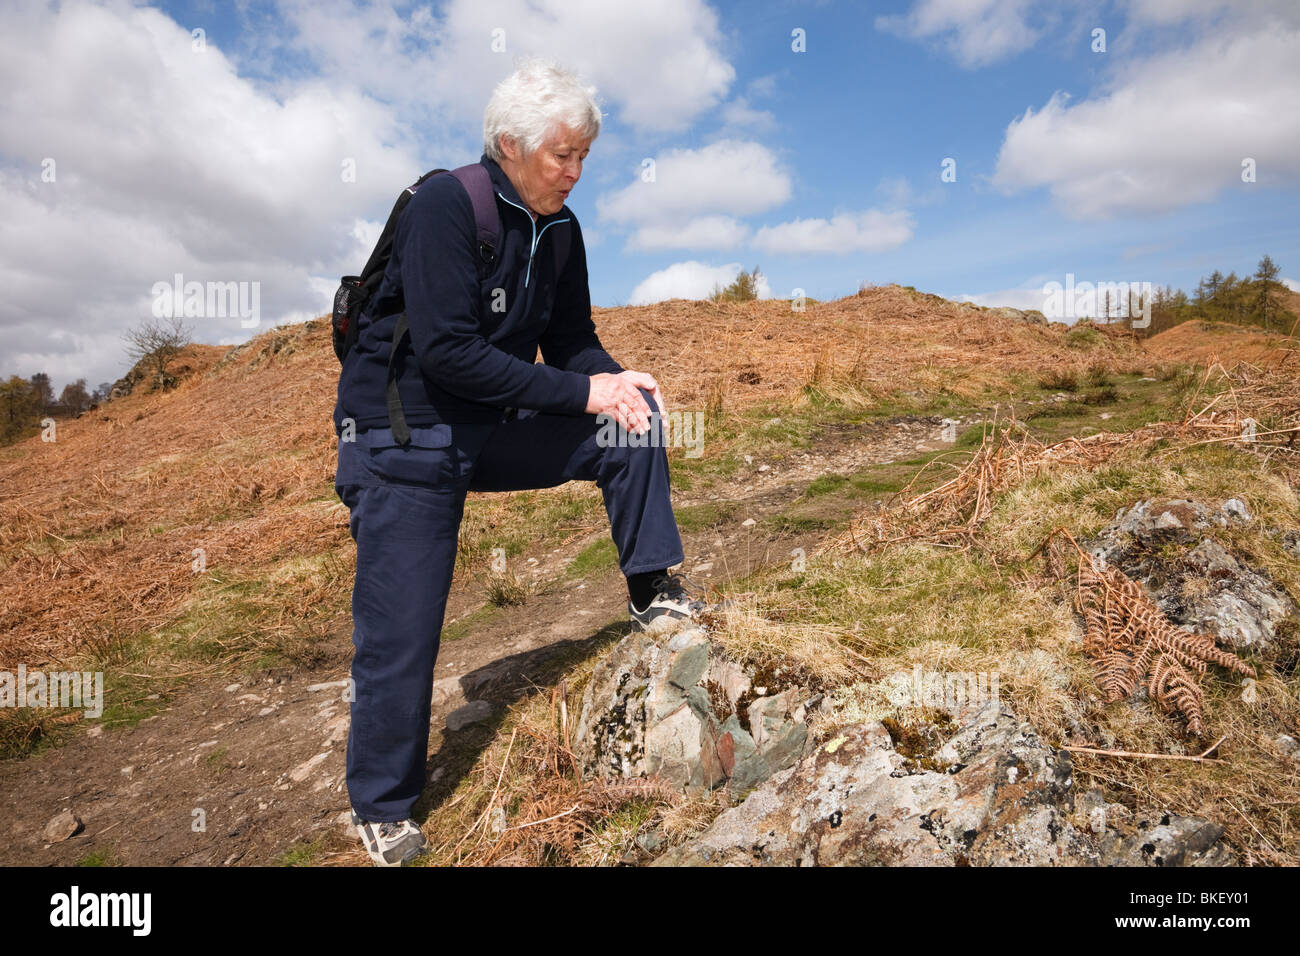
[553,215,572,282]
[448,163,501,268]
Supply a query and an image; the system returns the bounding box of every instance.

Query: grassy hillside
[2,284,1298,866]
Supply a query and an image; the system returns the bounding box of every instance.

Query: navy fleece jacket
[333,154,623,433]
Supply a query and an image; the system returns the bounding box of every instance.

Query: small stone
[446,700,494,732]
[44,810,83,843]
[1276,734,1299,758]
[224,683,241,693]
[741,518,757,528]
[758,464,770,472]
[1222,498,1252,523]
[322,714,349,745]
[635,828,665,853]
[306,680,349,693]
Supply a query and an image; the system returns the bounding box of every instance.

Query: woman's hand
[585,370,666,435]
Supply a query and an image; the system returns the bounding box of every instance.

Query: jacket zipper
[495,192,570,288]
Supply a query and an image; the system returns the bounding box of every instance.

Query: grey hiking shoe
[352,811,430,867]
[629,571,710,634]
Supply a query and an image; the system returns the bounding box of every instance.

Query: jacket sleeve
[539,215,624,377]
[395,176,592,415]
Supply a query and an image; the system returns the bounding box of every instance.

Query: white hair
[483,57,602,162]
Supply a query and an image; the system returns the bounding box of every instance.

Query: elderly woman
[332,59,704,865]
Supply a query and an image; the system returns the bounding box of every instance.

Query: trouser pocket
[358,424,454,485]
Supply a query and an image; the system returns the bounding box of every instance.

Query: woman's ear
[498,133,519,163]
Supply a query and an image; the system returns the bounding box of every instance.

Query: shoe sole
[630,611,694,637]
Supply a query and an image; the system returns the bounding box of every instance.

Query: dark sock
[628,569,667,612]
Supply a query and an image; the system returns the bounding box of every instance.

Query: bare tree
[59,378,92,414]
[122,316,192,389]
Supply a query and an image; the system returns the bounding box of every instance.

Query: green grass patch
[77,849,119,867]
[276,837,326,867]
[673,501,742,532]
[564,537,618,579]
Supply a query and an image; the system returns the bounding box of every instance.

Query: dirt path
[0,413,970,866]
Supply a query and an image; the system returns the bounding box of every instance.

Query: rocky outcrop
[1082,497,1297,656]
[652,700,1233,867]
[571,623,822,803]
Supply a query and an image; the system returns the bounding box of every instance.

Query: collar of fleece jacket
[478,152,571,225]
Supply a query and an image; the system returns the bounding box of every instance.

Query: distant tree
[1205,269,1224,301]
[709,266,762,303]
[122,316,192,390]
[59,378,92,414]
[92,381,113,403]
[29,372,54,413]
[1,375,40,444]
[1254,254,1282,330]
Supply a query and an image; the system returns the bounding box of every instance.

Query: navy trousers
[334,388,684,821]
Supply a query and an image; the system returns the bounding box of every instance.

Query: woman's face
[499,125,591,216]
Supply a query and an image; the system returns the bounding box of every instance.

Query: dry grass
[0,287,1148,677]
[343,659,718,867]
[593,286,1145,413]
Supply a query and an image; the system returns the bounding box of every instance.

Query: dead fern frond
[1040,527,1256,737]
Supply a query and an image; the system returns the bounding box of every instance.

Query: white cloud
[628,261,771,305]
[1282,277,1300,293]
[1125,0,1300,26]
[0,1,418,388]
[717,97,777,134]
[958,286,1058,314]
[597,141,791,250]
[990,22,1300,220]
[627,216,749,252]
[875,0,1045,68]
[272,0,735,134]
[752,209,915,255]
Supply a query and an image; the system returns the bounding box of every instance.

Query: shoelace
[651,571,707,608]
[378,821,411,840]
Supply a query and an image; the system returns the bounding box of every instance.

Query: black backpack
[331,163,571,445]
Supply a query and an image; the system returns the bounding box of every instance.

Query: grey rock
[1099,813,1232,867]
[446,699,494,732]
[571,624,816,803]
[653,701,1232,867]
[44,810,84,843]
[635,827,665,853]
[1221,498,1252,523]
[1083,497,1295,654]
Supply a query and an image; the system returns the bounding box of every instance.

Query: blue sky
[2,0,1298,392]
